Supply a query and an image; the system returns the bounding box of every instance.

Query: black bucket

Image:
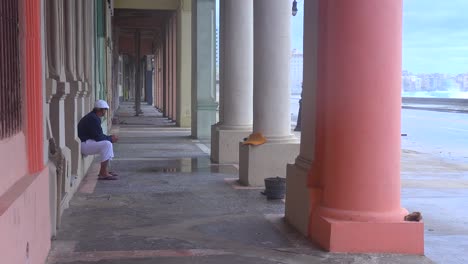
[264,177,286,200]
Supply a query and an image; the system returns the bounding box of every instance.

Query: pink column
[308,0,424,254]
[167,20,173,119]
[165,25,170,117]
[157,50,161,109]
[158,49,163,110]
[25,0,44,173]
[155,51,159,109]
[172,15,177,122]
[156,55,158,109]
[170,17,175,120]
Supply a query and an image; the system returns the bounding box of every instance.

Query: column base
[310,212,424,254]
[239,141,299,186]
[285,157,311,236]
[192,102,218,139]
[211,125,251,164]
[177,117,192,128]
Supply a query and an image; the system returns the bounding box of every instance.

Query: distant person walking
[78,100,119,180]
[295,83,303,131]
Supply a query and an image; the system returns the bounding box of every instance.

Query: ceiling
[114,9,174,56]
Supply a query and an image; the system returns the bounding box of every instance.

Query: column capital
[46,79,70,102]
[180,0,192,12]
[53,82,71,100]
[68,81,85,98]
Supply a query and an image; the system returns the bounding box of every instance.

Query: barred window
[0,0,22,139]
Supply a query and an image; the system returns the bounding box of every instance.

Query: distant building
[402,71,457,92]
[402,72,422,91]
[459,73,468,91]
[420,74,438,91]
[412,76,422,90]
[290,49,303,94]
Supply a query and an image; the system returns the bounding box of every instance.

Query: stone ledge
[239,142,300,187]
[310,214,425,254]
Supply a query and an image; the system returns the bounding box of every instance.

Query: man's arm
[90,116,113,142]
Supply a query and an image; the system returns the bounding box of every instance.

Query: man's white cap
[94,100,109,109]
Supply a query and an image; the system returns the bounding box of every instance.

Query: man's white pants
[81,140,114,162]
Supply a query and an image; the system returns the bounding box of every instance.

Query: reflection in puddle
[136,157,238,174]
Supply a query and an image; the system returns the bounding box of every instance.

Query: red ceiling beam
[118,35,155,56]
[114,16,163,29]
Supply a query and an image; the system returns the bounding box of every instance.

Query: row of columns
[212,0,423,254]
[65,0,94,177]
[154,14,178,122]
[111,29,122,116]
[133,30,141,116]
[44,0,107,236]
[212,0,299,186]
[150,0,193,129]
[105,3,114,128]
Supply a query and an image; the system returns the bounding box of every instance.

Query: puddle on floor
[135,157,239,174]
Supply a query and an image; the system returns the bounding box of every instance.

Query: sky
[403,0,468,74]
[291,0,304,53]
[215,1,304,52]
[217,0,467,75]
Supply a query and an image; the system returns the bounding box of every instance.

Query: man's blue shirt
[77,111,112,142]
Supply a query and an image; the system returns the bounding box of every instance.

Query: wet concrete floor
[46,103,452,263]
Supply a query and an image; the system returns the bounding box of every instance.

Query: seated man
[78,100,119,180]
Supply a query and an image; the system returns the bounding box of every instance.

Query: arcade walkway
[46,103,432,264]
